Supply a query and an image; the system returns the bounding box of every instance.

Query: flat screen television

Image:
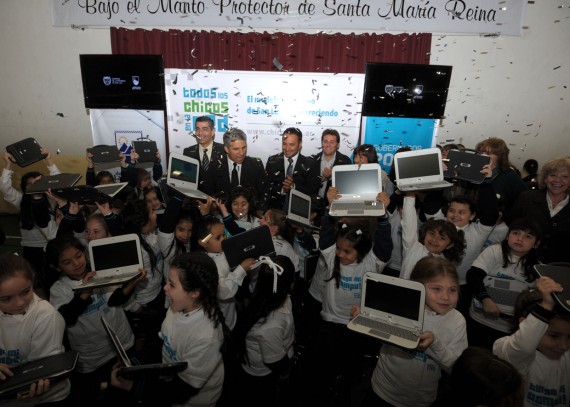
[79,54,165,110]
[361,62,452,119]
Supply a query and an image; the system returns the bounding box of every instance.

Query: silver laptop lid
[361,272,425,332]
[332,163,382,201]
[395,148,444,187]
[287,189,312,227]
[167,152,200,190]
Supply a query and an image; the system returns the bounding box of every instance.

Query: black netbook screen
[290,194,310,218]
[92,240,139,270]
[364,279,421,320]
[397,153,441,179]
[334,169,379,194]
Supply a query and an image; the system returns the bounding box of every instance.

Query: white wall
[1,1,568,170]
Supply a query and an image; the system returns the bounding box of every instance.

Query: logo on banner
[103,76,112,86]
[132,76,141,90]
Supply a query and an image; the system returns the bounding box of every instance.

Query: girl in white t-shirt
[493,277,570,407]
[45,235,145,405]
[0,253,70,406]
[466,218,541,349]
[232,255,296,407]
[363,256,468,407]
[111,252,228,407]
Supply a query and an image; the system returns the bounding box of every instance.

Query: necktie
[231,162,239,189]
[286,158,293,177]
[202,148,210,172]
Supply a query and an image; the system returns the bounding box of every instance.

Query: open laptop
[87,145,121,164]
[72,234,143,292]
[25,173,82,195]
[480,276,528,316]
[444,150,491,184]
[534,263,570,312]
[132,140,158,163]
[6,137,48,167]
[94,182,129,198]
[0,351,78,399]
[166,152,208,200]
[101,317,187,378]
[394,148,453,192]
[222,225,276,270]
[51,185,112,205]
[347,272,425,349]
[328,163,385,217]
[286,189,319,230]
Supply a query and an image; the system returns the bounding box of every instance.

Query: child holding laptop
[0,253,70,406]
[362,257,468,407]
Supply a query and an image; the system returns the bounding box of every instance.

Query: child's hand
[96,201,113,217]
[18,379,50,399]
[326,186,340,203]
[199,196,213,216]
[122,269,148,296]
[45,189,68,208]
[0,363,13,380]
[216,198,229,217]
[417,331,434,350]
[240,258,257,272]
[3,152,13,170]
[350,305,361,319]
[119,153,128,168]
[536,276,563,311]
[482,297,501,319]
[377,191,390,207]
[42,149,54,166]
[130,151,140,164]
[86,152,94,168]
[481,163,493,179]
[110,362,134,392]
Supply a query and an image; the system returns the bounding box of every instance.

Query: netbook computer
[25,173,82,195]
[101,317,187,378]
[222,225,276,270]
[87,145,121,165]
[0,351,78,399]
[394,148,453,192]
[167,152,208,200]
[329,163,385,217]
[481,276,528,316]
[132,140,158,163]
[286,189,319,230]
[51,185,111,205]
[347,272,425,349]
[534,263,570,312]
[72,234,143,292]
[94,182,129,198]
[6,137,48,167]
[444,150,491,184]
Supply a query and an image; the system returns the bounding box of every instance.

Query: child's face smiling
[446,202,475,228]
[0,273,34,315]
[335,237,359,265]
[202,224,225,253]
[538,317,570,360]
[164,267,198,314]
[423,229,453,255]
[58,246,88,280]
[424,275,459,315]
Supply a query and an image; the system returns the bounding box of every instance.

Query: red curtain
[110,28,431,72]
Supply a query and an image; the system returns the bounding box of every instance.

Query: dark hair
[229,186,257,222]
[409,256,460,286]
[195,116,215,130]
[523,159,539,175]
[389,146,412,183]
[328,222,373,288]
[283,127,302,141]
[353,144,378,164]
[45,235,87,273]
[321,129,340,143]
[135,168,151,188]
[233,255,295,365]
[501,218,541,282]
[475,137,512,171]
[0,253,34,286]
[192,217,223,252]
[265,209,295,245]
[85,213,111,237]
[419,219,465,263]
[447,195,478,220]
[121,199,157,271]
[19,171,50,230]
[435,347,524,407]
[94,170,114,185]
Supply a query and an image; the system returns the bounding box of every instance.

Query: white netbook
[347,272,425,349]
[94,182,129,197]
[73,234,143,292]
[394,148,453,192]
[328,163,385,217]
[166,152,208,200]
[286,189,319,230]
[481,276,528,316]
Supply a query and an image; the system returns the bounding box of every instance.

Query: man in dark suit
[182,116,226,195]
[201,128,267,211]
[264,127,320,211]
[310,128,352,205]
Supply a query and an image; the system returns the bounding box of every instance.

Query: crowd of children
[0,135,569,407]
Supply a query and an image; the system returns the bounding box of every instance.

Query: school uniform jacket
[182,142,226,195]
[264,152,320,210]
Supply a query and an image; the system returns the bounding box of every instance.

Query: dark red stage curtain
[110,28,431,72]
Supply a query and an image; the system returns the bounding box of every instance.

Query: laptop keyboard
[351,315,417,342]
[330,201,384,212]
[486,287,520,306]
